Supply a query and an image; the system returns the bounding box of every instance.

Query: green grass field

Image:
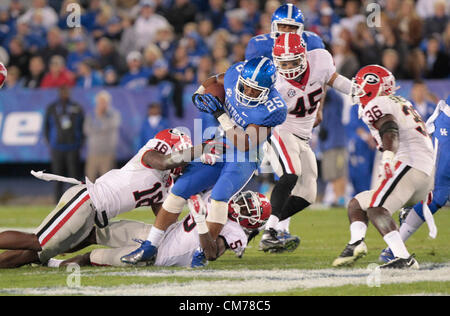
[1,205,449,296]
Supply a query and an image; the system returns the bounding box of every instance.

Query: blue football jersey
[432,111,450,187]
[223,62,287,129]
[245,31,325,61]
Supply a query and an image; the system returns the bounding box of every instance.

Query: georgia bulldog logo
[363,73,380,85]
[287,89,297,98]
[0,62,7,88]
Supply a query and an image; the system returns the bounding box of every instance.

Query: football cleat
[190,248,207,268]
[379,254,419,270]
[120,239,158,265]
[332,239,368,267]
[379,247,395,263]
[259,228,284,252]
[398,207,412,226]
[278,234,300,253]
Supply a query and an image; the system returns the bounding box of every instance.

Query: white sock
[265,215,280,231]
[47,258,63,268]
[349,221,367,244]
[146,227,165,247]
[399,210,424,242]
[276,217,291,232]
[383,231,410,259]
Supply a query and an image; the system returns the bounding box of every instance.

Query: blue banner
[0,80,448,163]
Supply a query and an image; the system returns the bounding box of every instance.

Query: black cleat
[332,239,368,267]
[379,254,419,270]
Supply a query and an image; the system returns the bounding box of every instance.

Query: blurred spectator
[103,66,119,86]
[44,86,84,202]
[229,42,246,64]
[444,22,450,55]
[214,58,231,74]
[337,0,365,35]
[81,0,102,32]
[120,51,151,89]
[319,89,348,207]
[0,6,15,47]
[203,0,227,29]
[39,27,69,65]
[76,59,104,88]
[424,35,450,79]
[153,24,177,61]
[332,38,359,79]
[381,48,406,79]
[416,0,447,19]
[394,0,423,48]
[424,0,449,38]
[66,34,93,72]
[224,8,253,42]
[84,90,121,181]
[118,14,139,57]
[3,65,23,90]
[24,55,45,88]
[8,37,31,78]
[405,48,427,80]
[310,6,335,45]
[240,0,260,32]
[8,0,26,20]
[18,0,58,30]
[41,55,76,88]
[352,22,381,66]
[96,37,127,75]
[410,80,438,121]
[17,18,47,54]
[90,3,115,41]
[196,55,213,84]
[171,43,196,84]
[165,0,197,35]
[133,0,169,50]
[139,102,169,148]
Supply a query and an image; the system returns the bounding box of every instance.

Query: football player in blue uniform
[245,3,325,61]
[379,96,450,263]
[120,57,287,265]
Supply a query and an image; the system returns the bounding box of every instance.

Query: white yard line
[1,264,450,296]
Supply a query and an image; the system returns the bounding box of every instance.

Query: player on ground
[332,65,435,269]
[379,96,450,262]
[245,3,325,61]
[259,33,354,253]
[120,56,287,265]
[48,191,271,268]
[0,129,217,268]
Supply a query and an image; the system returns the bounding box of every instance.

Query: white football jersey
[155,214,247,267]
[274,49,336,140]
[86,138,174,220]
[360,95,434,176]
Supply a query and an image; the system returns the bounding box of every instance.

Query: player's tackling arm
[142,143,212,170]
[198,234,227,261]
[221,123,272,152]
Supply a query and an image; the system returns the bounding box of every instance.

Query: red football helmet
[0,62,7,88]
[272,33,307,80]
[154,128,192,176]
[228,191,271,229]
[352,65,399,107]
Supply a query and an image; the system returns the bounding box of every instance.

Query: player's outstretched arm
[327,72,353,95]
[142,142,220,171]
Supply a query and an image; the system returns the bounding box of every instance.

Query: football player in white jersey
[259,33,354,252]
[0,129,219,268]
[332,65,434,269]
[47,191,271,268]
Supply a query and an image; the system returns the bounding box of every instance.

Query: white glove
[378,150,395,180]
[188,194,207,220]
[200,153,219,165]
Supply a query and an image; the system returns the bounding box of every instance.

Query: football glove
[192,93,223,114]
[188,194,207,224]
[378,150,395,180]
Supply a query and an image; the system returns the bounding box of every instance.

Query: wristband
[196,221,209,235]
[195,85,205,95]
[217,113,234,131]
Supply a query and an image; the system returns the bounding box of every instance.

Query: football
[204,82,225,104]
[0,62,7,88]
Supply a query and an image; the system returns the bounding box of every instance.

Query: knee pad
[162,193,187,214]
[206,200,228,225]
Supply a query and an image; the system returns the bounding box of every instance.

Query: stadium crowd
[1,0,449,93]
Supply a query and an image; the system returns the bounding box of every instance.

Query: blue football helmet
[270,4,305,39]
[235,57,276,107]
